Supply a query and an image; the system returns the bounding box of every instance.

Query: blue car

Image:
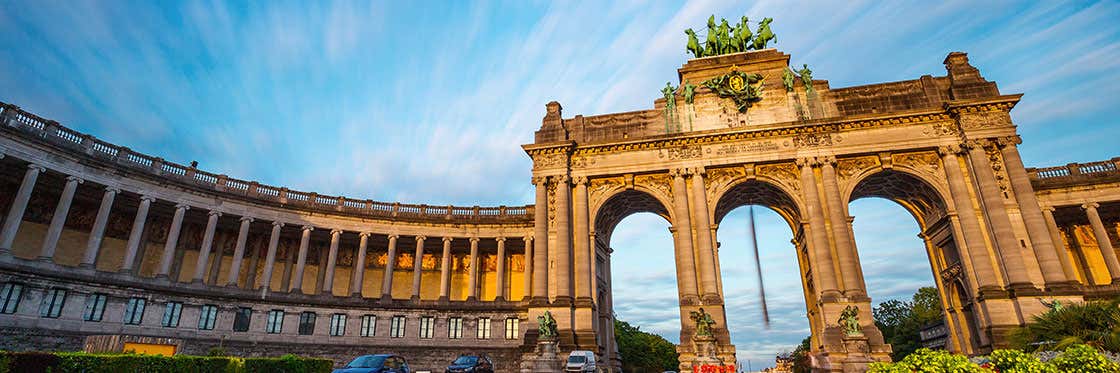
[445,354,494,373]
[333,354,411,373]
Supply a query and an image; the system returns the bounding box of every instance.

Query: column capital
[937,144,963,156]
[523,235,533,242]
[571,176,589,185]
[301,225,315,232]
[103,186,122,194]
[330,228,343,235]
[469,237,480,244]
[239,216,255,223]
[139,195,157,203]
[669,168,691,178]
[65,175,85,184]
[173,202,191,211]
[1082,202,1101,211]
[387,234,400,240]
[795,157,815,168]
[1040,205,1056,213]
[26,163,46,173]
[819,155,838,166]
[690,166,706,176]
[271,221,285,227]
[554,175,571,185]
[531,176,550,186]
[207,210,223,218]
[442,236,453,243]
[495,236,507,243]
[359,231,372,238]
[996,135,1022,148]
[415,235,427,242]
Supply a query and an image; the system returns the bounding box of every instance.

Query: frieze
[958,110,1010,130]
[756,162,800,192]
[837,156,879,180]
[659,144,703,160]
[790,132,837,148]
[922,121,959,137]
[534,153,568,168]
[892,152,941,178]
[571,153,597,168]
[707,140,781,156]
[634,173,672,204]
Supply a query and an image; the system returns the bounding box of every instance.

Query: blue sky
[2,0,1118,368]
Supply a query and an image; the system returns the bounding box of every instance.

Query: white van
[564,350,598,372]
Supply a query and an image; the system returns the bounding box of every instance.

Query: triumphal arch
[2,26,1120,373]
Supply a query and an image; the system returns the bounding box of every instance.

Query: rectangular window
[39,288,67,318]
[360,315,376,337]
[390,316,406,338]
[477,317,491,339]
[0,283,23,314]
[505,317,520,339]
[161,302,183,327]
[448,317,463,339]
[330,314,347,336]
[298,312,316,335]
[266,310,284,334]
[82,293,107,321]
[198,305,218,330]
[123,298,145,325]
[233,307,252,332]
[418,316,434,339]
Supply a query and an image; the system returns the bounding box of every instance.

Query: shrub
[1049,344,1120,373]
[869,344,1120,372]
[988,349,1054,372]
[1012,298,1120,352]
[207,347,230,357]
[3,351,62,372]
[868,348,984,373]
[244,354,334,373]
[0,351,328,373]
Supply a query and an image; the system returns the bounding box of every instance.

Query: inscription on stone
[709,141,780,156]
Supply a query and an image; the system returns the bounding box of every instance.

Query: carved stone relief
[837,156,880,181]
[756,162,800,192]
[959,110,1010,129]
[892,152,942,179]
[659,144,703,160]
[634,173,673,205]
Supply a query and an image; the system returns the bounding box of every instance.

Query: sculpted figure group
[686,15,776,58]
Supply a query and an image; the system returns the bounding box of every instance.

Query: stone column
[281,240,296,291]
[439,237,452,301]
[496,237,507,301]
[120,195,154,272]
[351,232,370,297]
[997,138,1069,285]
[965,140,1032,287]
[1040,207,1078,281]
[532,176,550,302]
[39,175,83,260]
[411,235,426,300]
[156,203,189,278]
[554,175,573,304]
[81,187,119,268]
[1083,202,1120,282]
[207,234,226,284]
[939,146,1000,289]
[381,234,399,300]
[467,237,481,301]
[320,229,341,294]
[0,163,44,253]
[244,238,261,287]
[820,157,864,296]
[290,225,313,293]
[689,167,721,301]
[523,236,533,301]
[259,222,284,292]
[572,176,592,303]
[670,169,700,303]
[797,159,840,297]
[191,210,222,283]
[226,217,254,286]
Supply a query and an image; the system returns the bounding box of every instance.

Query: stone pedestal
[685,336,727,373]
[520,338,563,373]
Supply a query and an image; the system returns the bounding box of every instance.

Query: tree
[789,336,811,373]
[872,286,943,361]
[1012,298,1120,352]
[614,319,679,372]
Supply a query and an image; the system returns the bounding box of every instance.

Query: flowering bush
[695,364,737,373]
[868,344,1119,372]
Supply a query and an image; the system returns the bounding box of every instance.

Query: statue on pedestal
[797,64,814,94]
[840,305,863,337]
[537,310,558,340]
[752,18,775,50]
[690,308,716,338]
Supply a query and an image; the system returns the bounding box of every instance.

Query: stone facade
[0,48,1118,372]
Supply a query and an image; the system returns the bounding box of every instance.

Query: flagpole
[749,206,770,328]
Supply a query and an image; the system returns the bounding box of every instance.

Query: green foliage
[868,345,1119,373]
[789,337,811,373]
[868,348,985,373]
[613,319,679,373]
[988,349,1055,372]
[1049,344,1120,372]
[1012,298,1120,353]
[207,347,230,357]
[873,286,943,361]
[0,351,331,373]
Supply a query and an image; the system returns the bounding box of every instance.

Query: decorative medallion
[702,66,764,113]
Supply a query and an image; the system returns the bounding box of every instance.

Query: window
[360,315,376,337]
[123,298,145,325]
[390,316,406,338]
[329,314,347,336]
[477,317,491,339]
[266,310,284,334]
[82,293,107,321]
[233,307,252,332]
[198,305,218,330]
[0,283,23,314]
[161,302,183,327]
[505,317,520,339]
[298,312,316,335]
[39,288,66,318]
[418,316,434,339]
[448,317,463,339]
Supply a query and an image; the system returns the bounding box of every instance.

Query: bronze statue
[718,18,731,55]
[839,305,863,336]
[705,16,719,57]
[683,81,697,104]
[753,17,775,50]
[685,29,704,58]
[537,310,558,339]
[782,69,795,92]
[797,64,814,93]
[690,308,716,338]
[735,16,753,52]
[1040,299,1065,312]
[662,82,677,111]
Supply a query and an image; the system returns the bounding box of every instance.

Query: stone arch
[846,168,951,229]
[591,188,672,244]
[712,178,804,231]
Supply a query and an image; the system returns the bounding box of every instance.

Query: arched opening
[592,189,676,367]
[848,169,980,356]
[713,180,810,369]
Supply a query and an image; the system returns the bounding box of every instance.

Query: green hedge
[0,351,333,373]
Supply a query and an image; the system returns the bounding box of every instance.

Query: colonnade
[0,158,528,303]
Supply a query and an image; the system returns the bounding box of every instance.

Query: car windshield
[568,356,587,363]
[347,355,387,368]
[453,356,478,365]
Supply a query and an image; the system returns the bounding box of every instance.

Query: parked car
[445,354,494,373]
[564,350,597,372]
[334,354,411,373]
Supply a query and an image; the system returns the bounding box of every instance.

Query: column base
[350,292,364,299]
[153,274,170,281]
[552,296,573,307]
[493,296,506,303]
[1007,282,1042,296]
[77,262,95,269]
[977,285,1011,300]
[35,256,54,263]
[190,279,206,285]
[700,293,722,305]
[410,295,421,302]
[574,296,593,307]
[679,294,701,306]
[379,294,394,304]
[1044,281,1082,295]
[465,296,479,303]
[437,296,450,304]
[529,296,550,306]
[819,289,844,302]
